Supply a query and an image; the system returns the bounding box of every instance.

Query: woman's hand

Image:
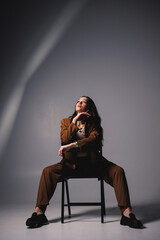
[72,111,91,124]
[58,145,70,156]
[58,142,78,156]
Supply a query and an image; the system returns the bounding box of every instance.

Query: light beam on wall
[0,0,87,159]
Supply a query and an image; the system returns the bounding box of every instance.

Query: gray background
[1,0,160,209]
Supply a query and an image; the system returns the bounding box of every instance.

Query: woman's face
[76,97,88,113]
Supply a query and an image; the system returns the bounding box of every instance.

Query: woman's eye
[77,100,87,104]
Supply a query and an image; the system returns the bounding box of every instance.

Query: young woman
[26,96,143,228]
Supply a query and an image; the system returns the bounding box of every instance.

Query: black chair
[61,148,106,223]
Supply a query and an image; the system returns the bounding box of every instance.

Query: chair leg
[101,179,106,215]
[61,179,65,223]
[65,180,71,216]
[100,179,105,223]
[62,177,105,223]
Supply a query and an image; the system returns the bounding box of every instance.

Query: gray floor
[0,203,160,240]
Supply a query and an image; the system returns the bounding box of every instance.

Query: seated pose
[26,96,143,228]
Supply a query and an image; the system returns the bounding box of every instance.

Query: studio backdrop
[1,0,160,208]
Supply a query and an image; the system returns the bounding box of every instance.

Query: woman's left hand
[58,145,70,156]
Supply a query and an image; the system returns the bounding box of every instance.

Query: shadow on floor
[49,206,119,224]
[132,202,160,224]
[49,202,160,225]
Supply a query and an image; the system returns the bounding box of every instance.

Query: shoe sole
[120,221,142,229]
[26,221,49,228]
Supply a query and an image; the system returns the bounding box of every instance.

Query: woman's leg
[103,158,131,214]
[26,161,64,227]
[102,158,143,228]
[35,161,63,213]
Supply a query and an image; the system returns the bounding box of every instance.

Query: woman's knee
[115,165,125,177]
[42,165,54,176]
[42,163,62,176]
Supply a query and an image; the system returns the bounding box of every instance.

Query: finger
[58,151,61,156]
[58,149,62,156]
[82,112,91,116]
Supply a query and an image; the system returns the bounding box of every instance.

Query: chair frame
[61,148,106,223]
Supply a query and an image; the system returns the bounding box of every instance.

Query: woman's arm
[60,118,79,144]
[59,125,100,156]
[59,117,101,156]
[76,125,101,151]
[60,113,91,144]
[58,142,78,156]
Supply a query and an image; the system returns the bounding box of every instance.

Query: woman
[26,96,143,228]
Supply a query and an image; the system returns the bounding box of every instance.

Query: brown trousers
[36,158,131,214]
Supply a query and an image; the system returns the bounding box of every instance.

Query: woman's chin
[76,109,82,113]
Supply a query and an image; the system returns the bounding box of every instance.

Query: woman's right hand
[72,112,91,124]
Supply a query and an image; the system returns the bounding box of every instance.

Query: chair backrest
[62,146,104,179]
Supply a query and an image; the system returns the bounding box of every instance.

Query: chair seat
[63,175,102,180]
[63,165,103,179]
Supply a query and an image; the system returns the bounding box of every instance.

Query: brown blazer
[60,116,102,170]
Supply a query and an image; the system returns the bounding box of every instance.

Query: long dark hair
[72,96,103,143]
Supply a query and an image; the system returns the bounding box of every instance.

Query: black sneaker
[120,213,143,229]
[26,212,48,228]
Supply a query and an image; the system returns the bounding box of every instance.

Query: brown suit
[60,117,102,170]
[36,117,131,213]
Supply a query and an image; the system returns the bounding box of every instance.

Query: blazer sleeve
[76,125,101,151]
[60,118,79,144]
